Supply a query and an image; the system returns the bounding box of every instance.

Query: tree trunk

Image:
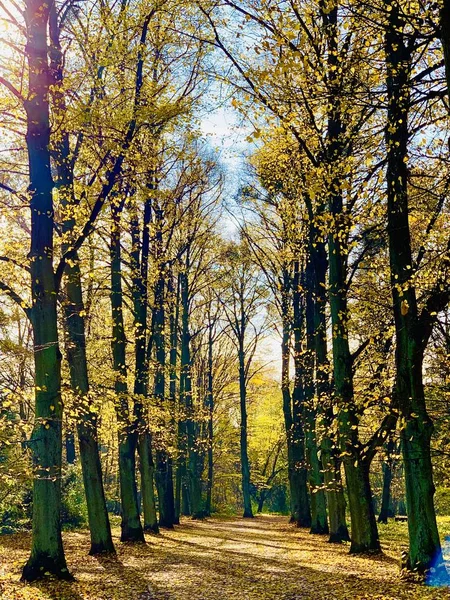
[65,433,76,464]
[289,265,312,527]
[176,270,190,519]
[188,428,204,519]
[48,6,114,554]
[239,345,253,519]
[328,228,379,553]
[385,1,443,573]
[169,274,181,523]
[205,313,214,517]
[137,433,159,533]
[174,464,182,521]
[321,436,349,543]
[179,267,203,517]
[378,438,395,524]
[306,433,328,535]
[21,1,71,581]
[288,430,311,527]
[64,260,115,553]
[153,267,175,528]
[257,492,267,514]
[304,260,328,535]
[280,303,300,524]
[110,201,144,543]
[324,3,379,554]
[130,197,159,534]
[310,236,349,543]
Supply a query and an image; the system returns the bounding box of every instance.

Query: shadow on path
[0,516,448,599]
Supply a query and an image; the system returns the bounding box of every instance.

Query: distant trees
[219,240,268,518]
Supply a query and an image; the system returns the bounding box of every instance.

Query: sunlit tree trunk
[21,1,70,581]
[176,270,191,518]
[281,308,308,526]
[328,208,379,553]
[153,270,175,527]
[179,263,203,517]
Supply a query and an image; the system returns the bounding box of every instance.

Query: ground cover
[1,515,449,599]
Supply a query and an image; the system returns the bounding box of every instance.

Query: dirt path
[0,515,448,599]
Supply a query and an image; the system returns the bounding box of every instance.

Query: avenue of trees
[0,0,449,588]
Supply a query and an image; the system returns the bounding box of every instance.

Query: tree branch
[0,280,31,319]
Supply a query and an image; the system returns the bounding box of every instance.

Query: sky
[200,104,283,379]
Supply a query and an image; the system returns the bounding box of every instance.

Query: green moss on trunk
[21,0,69,581]
[110,202,144,543]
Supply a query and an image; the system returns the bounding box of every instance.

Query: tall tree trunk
[239,343,253,519]
[323,3,379,554]
[385,1,443,572]
[310,234,349,543]
[289,266,312,527]
[110,201,144,543]
[153,269,176,527]
[151,207,175,528]
[64,261,115,553]
[281,303,304,525]
[312,239,349,543]
[137,433,158,533]
[176,270,190,519]
[49,6,114,554]
[167,273,179,522]
[328,212,379,553]
[22,1,70,581]
[205,310,214,517]
[130,197,159,534]
[169,273,181,524]
[303,260,328,535]
[321,434,349,543]
[179,266,202,517]
[378,437,395,524]
[186,319,204,516]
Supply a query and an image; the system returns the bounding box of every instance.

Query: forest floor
[1,515,450,600]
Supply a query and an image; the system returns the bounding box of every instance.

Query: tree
[220,240,268,518]
[49,1,114,555]
[239,184,312,528]
[384,0,449,574]
[20,0,71,581]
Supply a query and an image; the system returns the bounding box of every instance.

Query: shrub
[60,464,88,529]
[435,487,450,516]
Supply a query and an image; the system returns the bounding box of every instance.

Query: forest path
[0,515,449,599]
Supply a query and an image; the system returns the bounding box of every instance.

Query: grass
[379,516,450,560]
